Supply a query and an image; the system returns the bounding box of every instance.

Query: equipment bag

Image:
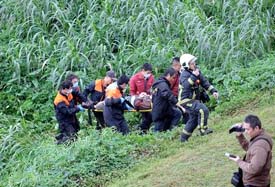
[133,95,152,110]
[231,167,244,187]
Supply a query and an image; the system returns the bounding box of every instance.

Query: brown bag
[134,95,152,110]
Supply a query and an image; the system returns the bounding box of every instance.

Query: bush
[0,126,173,186]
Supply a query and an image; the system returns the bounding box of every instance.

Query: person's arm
[159,84,178,105]
[72,88,87,102]
[238,143,269,174]
[129,76,137,96]
[236,133,249,151]
[199,72,218,93]
[56,102,80,115]
[83,81,95,98]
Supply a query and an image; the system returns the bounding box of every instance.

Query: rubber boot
[200,128,213,136]
[180,133,190,142]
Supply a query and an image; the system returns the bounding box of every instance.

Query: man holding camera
[178,54,219,142]
[229,115,273,187]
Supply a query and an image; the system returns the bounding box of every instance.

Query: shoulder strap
[250,137,272,149]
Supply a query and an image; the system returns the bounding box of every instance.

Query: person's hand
[229,155,240,162]
[192,68,200,76]
[229,123,244,136]
[82,100,93,108]
[120,97,125,103]
[213,92,219,100]
[176,103,186,113]
[139,92,147,97]
[77,105,85,112]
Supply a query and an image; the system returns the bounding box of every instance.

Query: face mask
[66,89,72,95]
[73,82,78,88]
[144,73,151,79]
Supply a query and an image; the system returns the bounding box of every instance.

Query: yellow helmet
[180,54,197,69]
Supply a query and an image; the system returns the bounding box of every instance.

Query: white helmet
[180,54,197,69]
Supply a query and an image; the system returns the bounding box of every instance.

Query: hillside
[108,98,275,187]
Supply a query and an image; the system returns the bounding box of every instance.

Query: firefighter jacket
[83,79,106,103]
[54,91,80,125]
[151,77,178,122]
[129,71,154,96]
[103,82,126,125]
[178,69,217,105]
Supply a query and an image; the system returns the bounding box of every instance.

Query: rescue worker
[152,68,182,132]
[129,63,154,133]
[54,80,85,144]
[178,54,219,142]
[66,74,88,132]
[66,74,87,106]
[83,70,116,130]
[103,75,132,135]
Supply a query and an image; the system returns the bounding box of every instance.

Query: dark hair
[117,74,130,85]
[142,63,153,71]
[60,80,73,90]
[66,74,79,82]
[244,115,262,129]
[163,67,176,77]
[172,57,180,64]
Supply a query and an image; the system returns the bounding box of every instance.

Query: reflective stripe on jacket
[178,69,217,105]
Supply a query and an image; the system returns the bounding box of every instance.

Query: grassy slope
[108,99,275,187]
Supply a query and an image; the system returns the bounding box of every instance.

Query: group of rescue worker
[53,53,219,144]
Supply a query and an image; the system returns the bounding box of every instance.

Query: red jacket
[170,72,180,97]
[129,72,154,96]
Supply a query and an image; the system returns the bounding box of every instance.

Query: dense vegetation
[0,0,275,186]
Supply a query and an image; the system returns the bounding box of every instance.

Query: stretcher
[87,108,152,125]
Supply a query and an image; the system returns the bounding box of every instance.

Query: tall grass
[1,0,273,120]
[1,0,274,87]
[0,124,174,186]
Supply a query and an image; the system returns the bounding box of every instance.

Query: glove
[77,105,85,112]
[120,97,125,103]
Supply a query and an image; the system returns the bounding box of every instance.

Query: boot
[200,128,213,136]
[180,133,190,142]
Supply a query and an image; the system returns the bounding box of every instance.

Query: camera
[229,125,245,134]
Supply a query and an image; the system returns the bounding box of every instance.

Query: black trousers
[106,119,129,135]
[93,111,106,129]
[154,107,182,132]
[182,100,209,135]
[138,112,152,131]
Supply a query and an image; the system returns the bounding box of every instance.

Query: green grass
[108,99,275,187]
